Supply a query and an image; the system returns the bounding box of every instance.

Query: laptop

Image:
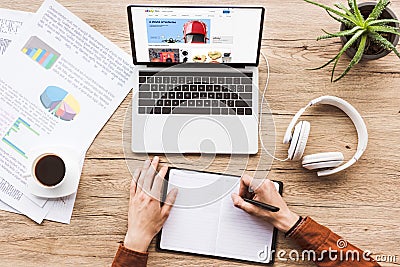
[127,5,265,154]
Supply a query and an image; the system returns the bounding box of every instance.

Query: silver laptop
[127,5,265,154]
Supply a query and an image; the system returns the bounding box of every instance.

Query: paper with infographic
[0,0,135,223]
[0,8,32,56]
[0,8,53,222]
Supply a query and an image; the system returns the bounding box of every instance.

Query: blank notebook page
[160,169,279,264]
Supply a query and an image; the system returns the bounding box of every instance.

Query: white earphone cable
[259,51,289,162]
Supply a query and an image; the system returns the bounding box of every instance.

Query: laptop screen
[127,6,265,66]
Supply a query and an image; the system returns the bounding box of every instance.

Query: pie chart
[40,86,80,121]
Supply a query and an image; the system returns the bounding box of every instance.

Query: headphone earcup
[288,121,310,161]
[302,152,344,170]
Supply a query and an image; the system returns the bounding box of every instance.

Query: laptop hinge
[146,63,168,68]
[145,63,248,69]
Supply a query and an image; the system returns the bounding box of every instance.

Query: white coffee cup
[27,147,81,196]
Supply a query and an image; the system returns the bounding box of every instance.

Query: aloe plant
[305,0,400,82]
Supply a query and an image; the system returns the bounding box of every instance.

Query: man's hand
[124,156,178,252]
[231,175,299,233]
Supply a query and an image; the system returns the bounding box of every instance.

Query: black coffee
[34,154,66,186]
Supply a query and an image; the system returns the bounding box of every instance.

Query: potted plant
[305,0,400,82]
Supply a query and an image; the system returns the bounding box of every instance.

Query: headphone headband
[283,96,368,176]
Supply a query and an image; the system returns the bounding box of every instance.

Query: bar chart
[21,36,60,69]
[2,118,40,159]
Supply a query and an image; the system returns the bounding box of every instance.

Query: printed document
[0,7,75,224]
[0,8,52,223]
[0,0,135,223]
[0,8,32,56]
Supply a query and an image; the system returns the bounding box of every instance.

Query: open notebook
[157,168,282,264]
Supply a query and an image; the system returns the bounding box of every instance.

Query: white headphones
[283,96,368,176]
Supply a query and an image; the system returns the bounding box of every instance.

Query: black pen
[243,198,280,212]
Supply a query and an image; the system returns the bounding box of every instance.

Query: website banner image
[147,18,211,44]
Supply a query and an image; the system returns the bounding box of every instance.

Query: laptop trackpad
[138,115,256,154]
[158,117,230,153]
[178,117,231,153]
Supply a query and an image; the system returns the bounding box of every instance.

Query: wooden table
[1,0,399,266]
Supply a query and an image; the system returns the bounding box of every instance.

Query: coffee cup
[31,153,66,188]
[27,147,81,196]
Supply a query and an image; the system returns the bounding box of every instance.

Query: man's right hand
[231,175,300,233]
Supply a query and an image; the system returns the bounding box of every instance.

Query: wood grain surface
[0,0,399,266]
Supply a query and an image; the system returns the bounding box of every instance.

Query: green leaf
[367,19,400,27]
[369,25,400,36]
[309,29,365,71]
[347,0,355,11]
[366,0,389,22]
[304,0,358,25]
[369,31,400,58]
[317,26,362,40]
[333,34,367,82]
[316,34,337,41]
[308,56,337,71]
[326,10,355,28]
[330,29,366,81]
[334,3,354,17]
[352,0,364,24]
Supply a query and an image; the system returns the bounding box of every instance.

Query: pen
[243,198,280,212]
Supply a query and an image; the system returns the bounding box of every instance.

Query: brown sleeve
[111,244,148,267]
[288,217,380,267]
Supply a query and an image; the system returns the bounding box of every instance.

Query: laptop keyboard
[138,71,253,115]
